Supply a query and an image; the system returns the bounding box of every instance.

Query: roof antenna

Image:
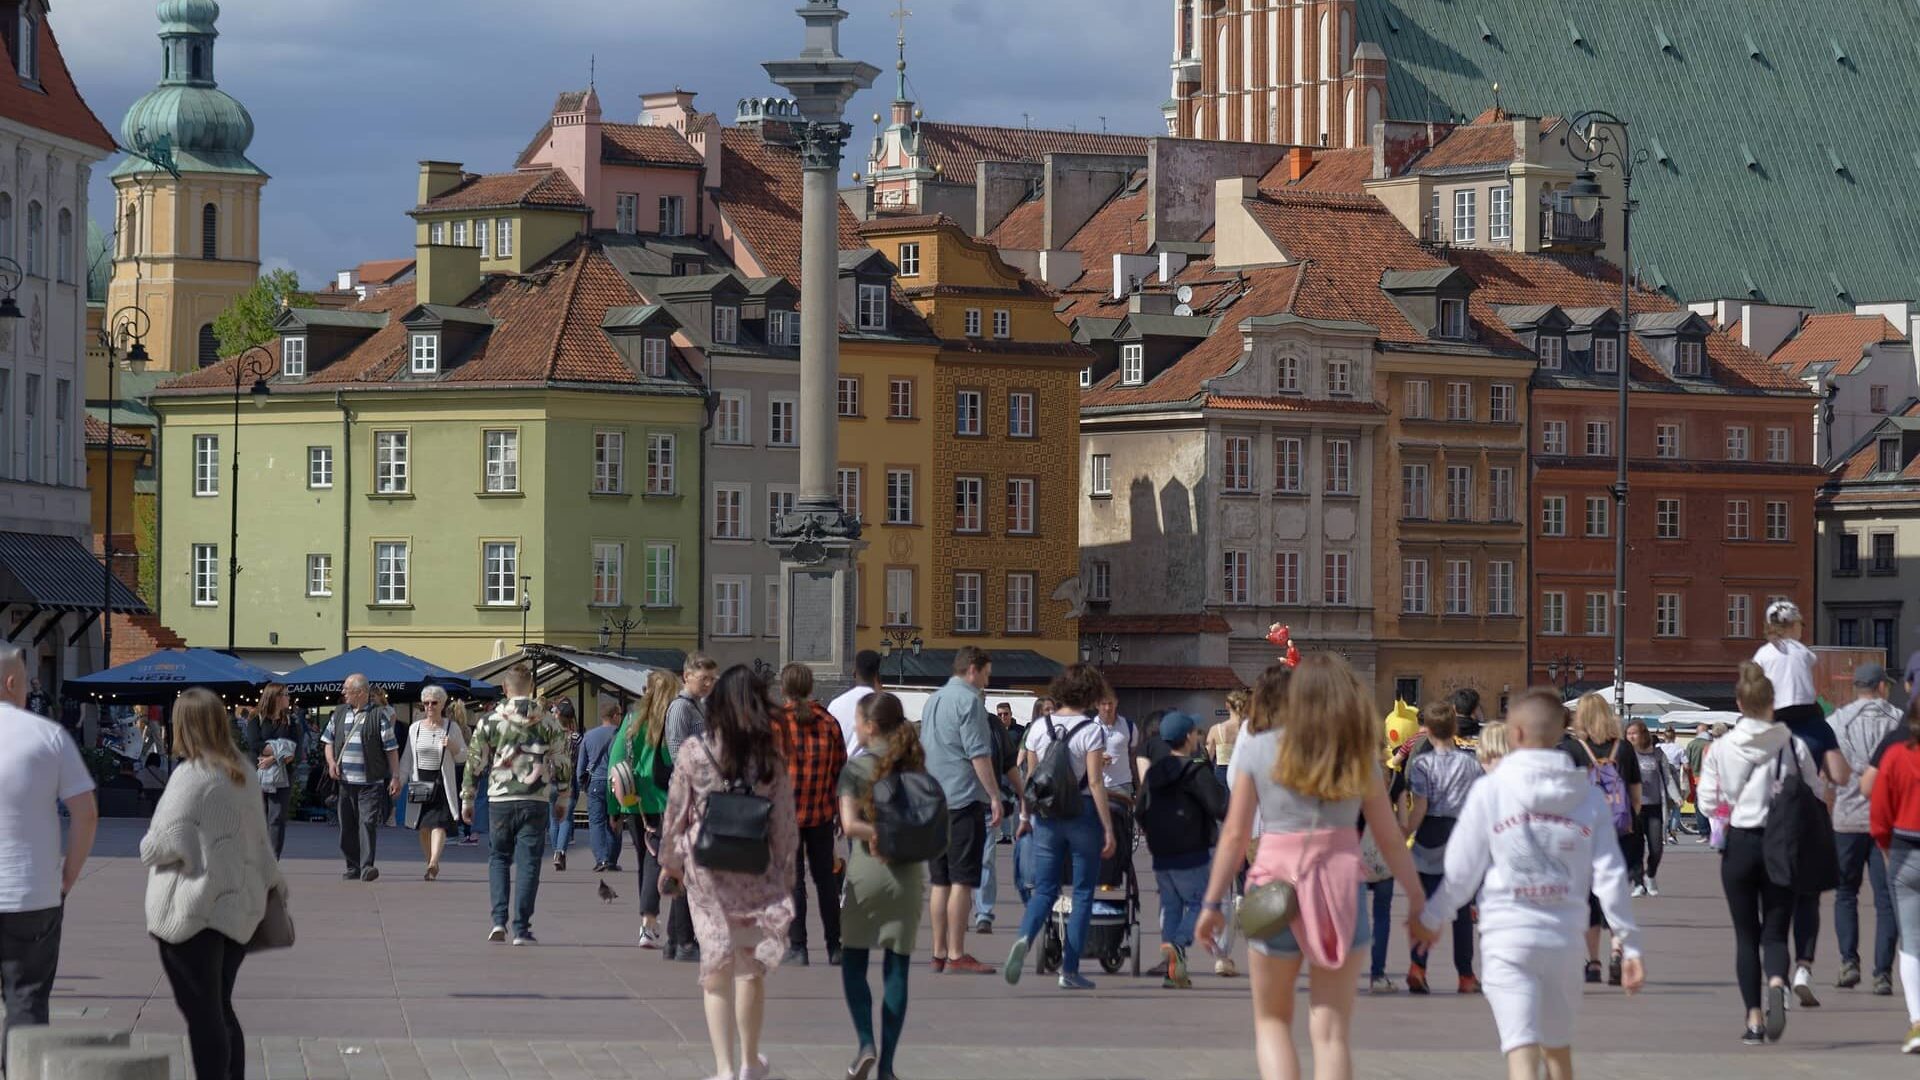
[589,54,596,91]
[1100,115,1108,133]
[1490,81,1502,120]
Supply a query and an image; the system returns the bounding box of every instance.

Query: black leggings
[1626,806,1665,885]
[1722,826,1794,1011]
[156,929,246,1080]
[629,814,662,918]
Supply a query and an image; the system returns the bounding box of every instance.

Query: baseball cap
[1159,711,1199,747]
[1854,662,1891,688]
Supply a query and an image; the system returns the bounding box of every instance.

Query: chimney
[1212,176,1286,270]
[640,89,700,132]
[418,161,465,205]
[548,87,604,218]
[1285,146,1314,182]
[415,241,481,308]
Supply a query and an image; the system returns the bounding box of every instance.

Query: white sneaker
[637,925,662,949]
[487,926,507,943]
[1793,964,1820,1007]
[1645,877,1660,897]
[1631,884,1647,898]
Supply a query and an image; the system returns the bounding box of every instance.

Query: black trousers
[156,929,246,1080]
[630,813,663,918]
[0,905,62,1062]
[338,782,387,874]
[263,787,292,858]
[1722,826,1794,1011]
[1625,806,1665,885]
[791,822,842,951]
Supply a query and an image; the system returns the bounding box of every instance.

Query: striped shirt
[322,706,398,785]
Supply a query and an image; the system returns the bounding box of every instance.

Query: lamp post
[1079,633,1122,669]
[1565,110,1646,725]
[520,574,534,648]
[879,625,922,685]
[96,305,151,666]
[598,603,643,655]
[225,345,273,651]
[1544,655,1588,698]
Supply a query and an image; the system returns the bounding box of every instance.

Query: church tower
[106,0,267,372]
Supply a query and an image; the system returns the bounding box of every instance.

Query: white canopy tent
[1564,681,1705,718]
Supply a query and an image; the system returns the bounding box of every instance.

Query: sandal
[425,864,439,881]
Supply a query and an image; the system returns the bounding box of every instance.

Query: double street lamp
[1544,654,1587,698]
[98,305,152,663]
[1079,633,1121,668]
[1564,110,1645,725]
[225,345,272,650]
[879,625,922,685]
[597,603,644,654]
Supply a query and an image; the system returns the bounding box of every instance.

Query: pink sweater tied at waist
[1247,826,1363,969]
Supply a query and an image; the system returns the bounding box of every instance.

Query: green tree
[211,268,307,356]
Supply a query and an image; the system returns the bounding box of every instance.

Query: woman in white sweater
[141,688,286,1080]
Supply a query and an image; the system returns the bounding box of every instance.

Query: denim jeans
[1015,812,1103,976]
[1154,863,1210,951]
[1367,878,1395,979]
[973,812,1016,923]
[586,779,622,868]
[490,801,549,936]
[1889,842,1920,965]
[548,789,576,854]
[1835,831,1897,976]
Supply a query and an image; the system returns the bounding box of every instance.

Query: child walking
[1403,701,1485,993]
[1415,689,1644,1080]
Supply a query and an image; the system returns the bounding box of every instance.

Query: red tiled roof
[157,239,677,393]
[0,18,113,151]
[1207,394,1387,414]
[1263,147,1373,194]
[355,258,415,285]
[1770,312,1906,378]
[713,128,865,283]
[985,198,1045,249]
[1412,122,1520,171]
[602,123,704,167]
[1080,613,1232,635]
[1835,400,1920,483]
[84,416,146,449]
[1446,247,1803,391]
[1100,664,1245,691]
[1051,174,1152,318]
[915,123,1148,180]
[417,168,587,213]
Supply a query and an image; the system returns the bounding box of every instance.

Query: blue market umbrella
[68,648,277,704]
[380,649,499,700]
[281,646,489,704]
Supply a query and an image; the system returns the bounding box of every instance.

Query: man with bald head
[322,674,400,881]
[0,646,97,1061]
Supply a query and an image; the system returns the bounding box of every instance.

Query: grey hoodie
[1418,748,1640,956]
[1697,716,1818,830]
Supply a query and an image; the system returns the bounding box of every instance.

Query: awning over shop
[884,649,1064,687]
[67,647,276,704]
[280,646,496,703]
[465,644,681,701]
[0,530,149,650]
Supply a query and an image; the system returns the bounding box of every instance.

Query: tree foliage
[211,268,307,356]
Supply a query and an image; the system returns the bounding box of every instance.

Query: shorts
[929,802,988,888]
[1248,884,1372,960]
[1482,937,1585,1052]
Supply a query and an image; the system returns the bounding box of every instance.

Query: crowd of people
[16,605,1920,1078]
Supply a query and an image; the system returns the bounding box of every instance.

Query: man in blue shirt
[919,647,1001,973]
[577,701,623,873]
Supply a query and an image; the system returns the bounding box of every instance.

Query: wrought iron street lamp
[520,574,534,647]
[225,345,272,651]
[1544,655,1588,697]
[879,625,922,684]
[1565,110,1646,724]
[598,603,644,654]
[97,305,151,663]
[1079,633,1122,668]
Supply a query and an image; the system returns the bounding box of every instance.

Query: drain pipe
[336,392,353,653]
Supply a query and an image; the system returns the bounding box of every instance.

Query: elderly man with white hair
[0,644,97,1062]
[321,673,400,881]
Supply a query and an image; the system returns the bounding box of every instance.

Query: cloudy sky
[61,0,1169,287]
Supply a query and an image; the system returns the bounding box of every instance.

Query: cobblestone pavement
[41,821,1920,1078]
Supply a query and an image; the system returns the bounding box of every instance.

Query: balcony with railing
[1540,201,1605,249]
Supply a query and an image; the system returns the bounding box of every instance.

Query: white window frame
[641,337,669,377]
[1585,420,1612,457]
[1402,557,1428,615]
[474,219,489,253]
[1487,560,1514,616]
[992,309,1011,339]
[712,485,749,540]
[1541,420,1567,456]
[712,577,749,638]
[193,434,219,496]
[765,577,782,639]
[428,221,445,245]
[1766,427,1791,464]
[1727,594,1752,638]
[645,433,676,495]
[714,390,747,445]
[1656,497,1681,539]
[374,541,410,605]
[885,468,915,525]
[1327,357,1352,396]
[481,542,519,606]
[1007,477,1036,535]
[306,553,333,598]
[307,445,333,489]
[1537,335,1563,369]
[1008,391,1035,437]
[1765,500,1790,542]
[1090,560,1112,603]
[483,429,519,493]
[1585,592,1610,636]
[496,218,514,258]
[1541,591,1566,635]
[897,242,920,277]
[1404,378,1429,419]
[1275,437,1303,493]
[857,284,889,331]
[281,335,307,378]
[1274,550,1301,605]
[953,572,983,633]
[964,308,981,337]
[1452,188,1477,243]
[1445,380,1472,421]
[1402,463,1429,519]
[592,542,624,606]
[1324,438,1353,495]
[1446,464,1473,521]
[643,543,676,607]
[1090,453,1112,497]
[1489,184,1512,243]
[1655,593,1683,638]
[1121,343,1145,385]
[1223,435,1254,492]
[1592,335,1618,373]
[1489,467,1514,522]
[192,544,218,606]
[768,396,798,448]
[713,305,739,345]
[1005,572,1036,634]
[1726,498,1750,540]
[838,467,863,522]
[1585,495,1610,537]
[1655,423,1680,459]
[1277,353,1301,393]
[658,195,685,237]
[766,486,796,538]
[884,567,915,627]
[1438,297,1468,339]
[888,378,913,418]
[1725,425,1750,461]
[451,219,468,247]
[837,377,861,418]
[1541,495,1567,537]
[409,332,438,376]
[1676,339,1705,376]
[615,193,638,234]
[374,430,409,494]
[1444,560,1472,616]
[1323,551,1351,606]
[953,475,984,533]
[593,430,625,494]
[1489,383,1514,423]
[1222,550,1251,605]
[955,389,983,436]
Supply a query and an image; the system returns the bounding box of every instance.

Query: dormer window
[1592,336,1618,373]
[1121,343,1145,385]
[1879,438,1901,475]
[1079,367,1092,389]
[1327,358,1352,396]
[410,332,439,375]
[898,243,920,277]
[1277,353,1301,393]
[429,221,446,245]
[281,336,307,379]
[857,284,889,331]
[1537,335,1563,369]
[1438,298,1468,339]
[770,310,799,347]
[713,306,739,345]
[641,337,669,378]
[1676,339,1705,377]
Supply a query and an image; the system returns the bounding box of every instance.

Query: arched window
[55,209,70,283]
[189,44,203,79]
[0,194,13,261]
[198,324,219,367]
[201,203,217,259]
[24,200,42,276]
[122,204,136,258]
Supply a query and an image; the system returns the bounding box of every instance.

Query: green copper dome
[111,0,266,179]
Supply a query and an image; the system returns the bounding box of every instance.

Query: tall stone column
[764,1,878,689]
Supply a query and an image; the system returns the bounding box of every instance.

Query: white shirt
[0,703,95,912]
[1657,742,1687,772]
[1099,716,1138,790]
[1024,712,1108,784]
[1752,638,1818,710]
[828,685,875,754]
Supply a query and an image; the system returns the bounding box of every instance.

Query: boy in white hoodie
[1415,689,1644,1080]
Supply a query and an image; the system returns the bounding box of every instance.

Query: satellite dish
[1176,284,1195,304]
[1174,304,1194,317]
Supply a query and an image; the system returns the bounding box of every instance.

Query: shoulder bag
[1238,797,1321,941]
[691,739,774,875]
[247,885,296,952]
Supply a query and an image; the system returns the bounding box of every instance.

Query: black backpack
[1763,742,1840,894]
[1025,717,1096,820]
[690,740,773,874]
[872,767,949,863]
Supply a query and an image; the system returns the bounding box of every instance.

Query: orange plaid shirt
[773,699,849,828]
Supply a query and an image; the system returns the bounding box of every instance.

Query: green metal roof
[1357,0,1920,311]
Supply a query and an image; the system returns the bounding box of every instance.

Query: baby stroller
[1034,801,1142,976]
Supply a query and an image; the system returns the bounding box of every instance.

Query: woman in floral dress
[660,665,798,1080]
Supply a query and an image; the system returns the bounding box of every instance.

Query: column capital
[796,120,854,170]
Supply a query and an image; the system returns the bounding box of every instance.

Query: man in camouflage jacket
[461,663,571,945]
